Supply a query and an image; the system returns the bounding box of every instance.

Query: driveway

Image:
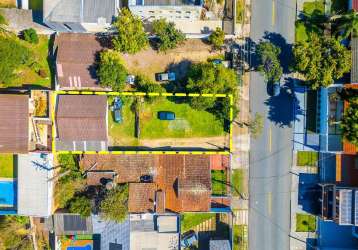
[248,0,296,250]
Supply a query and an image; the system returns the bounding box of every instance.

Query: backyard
[0,154,14,178]
[181,213,216,232]
[297,151,318,166]
[108,95,229,150]
[296,213,316,232]
[211,170,227,196]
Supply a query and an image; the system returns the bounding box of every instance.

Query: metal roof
[17,153,53,217]
[339,189,353,225]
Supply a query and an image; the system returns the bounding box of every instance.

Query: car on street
[113,97,123,123]
[155,72,176,82]
[158,111,175,120]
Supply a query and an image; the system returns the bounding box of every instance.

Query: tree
[208,27,225,49]
[0,216,33,250]
[331,10,358,39]
[340,100,358,146]
[22,28,38,44]
[69,196,92,217]
[56,178,86,208]
[100,184,129,223]
[186,62,238,110]
[0,36,31,84]
[112,8,148,54]
[256,41,283,83]
[152,18,185,52]
[293,34,351,89]
[97,50,127,91]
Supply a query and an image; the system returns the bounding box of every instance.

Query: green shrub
[152,18,186,52]
[208,27,225,49]
[136,75,165,103]
[23,28,39,44]
[100,184,129,223]
[69,196,92,217]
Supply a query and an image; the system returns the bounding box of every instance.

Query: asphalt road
[248,0,296,250]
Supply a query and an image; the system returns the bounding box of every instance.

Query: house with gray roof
[43,0,120,32]
[17,153,54,217]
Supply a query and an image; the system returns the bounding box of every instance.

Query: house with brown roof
[55,95,108,151]
[54,33,108,90]
[0,94,29,153]
[80,154,231,213]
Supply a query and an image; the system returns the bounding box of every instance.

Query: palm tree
[331,10,358,39]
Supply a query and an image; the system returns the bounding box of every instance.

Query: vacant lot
[122,39,222,82]
[108,95,229,150]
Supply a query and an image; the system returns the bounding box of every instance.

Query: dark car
[155,72,176,82]
[158,111,175,120]
[113,97,123,123]
[140,175,153,183]
[272,81,281,96]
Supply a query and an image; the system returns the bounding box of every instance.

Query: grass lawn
[2,35,52,88]
[233,225,248,250]
[140,97,225,139]
[181,213,216,232]
[296,213,316,232]
[297,151,318,166]
[295,20,309,43]
[0,154,14,178]
[211,170,227,196]
[232,169,245,197]
[108,97,138,146]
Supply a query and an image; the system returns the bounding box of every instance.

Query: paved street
[248,0,296,250]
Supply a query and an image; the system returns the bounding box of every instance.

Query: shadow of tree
[264,77,303,127]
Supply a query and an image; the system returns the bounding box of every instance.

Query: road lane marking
[272,0,276,26]
[269,126,272,152]
[268,192,272,216]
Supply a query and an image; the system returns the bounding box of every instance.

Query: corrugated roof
[0,95,28,153]
[56,95,107,141]
[17,153,53,217]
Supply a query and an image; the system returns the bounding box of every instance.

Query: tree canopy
[341,100,358,146]
[69,196,92,217]
[293,34,351,89]
[0,35,31,84]
[112,8,148,54]
[0,216,33,250]
[22,28,38,44]
[152,18,185,52]
[135,75,165,103]
[97,50,127,91]
[331,10,358,38]
[100,184,129,223]
[256,41,283,83]
[186,62,238,110]
[208,27,225,49]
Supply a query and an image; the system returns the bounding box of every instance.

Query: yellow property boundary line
[52,91,233,155]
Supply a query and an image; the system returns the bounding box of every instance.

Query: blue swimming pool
[67,245,92,250]
[0,180,17,206]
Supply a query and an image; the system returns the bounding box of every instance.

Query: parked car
[272,81,281,97]
[181,230,198,248]
[126,75,135,85]
[158,111,175,120]
[140,175,153,183]
[113,97,123,123]
[155,72,176,82]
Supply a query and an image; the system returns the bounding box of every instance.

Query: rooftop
[0,94,29,153]
[54,33,109,89]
